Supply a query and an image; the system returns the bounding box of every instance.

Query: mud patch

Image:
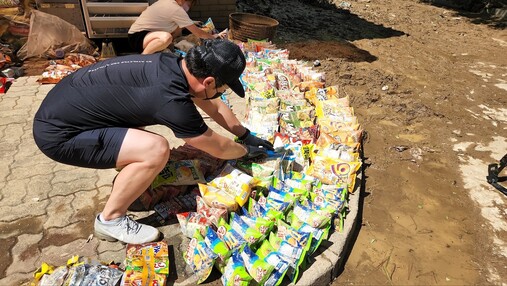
[281,41,377,62]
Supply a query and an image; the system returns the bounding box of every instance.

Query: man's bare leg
[142,31,173,54]
[101,128,170,220]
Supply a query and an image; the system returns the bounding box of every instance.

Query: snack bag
[183,232,218,284]
[240,245,274,285]
[267,186,299,204]
[230,212,263,245]
[290,200,331,229]
[248,96,280,114]
[196,195,228,227]
[38,265,67,286]
[256,240,289,286]
[200,17,216,34]
[308,193,347,215]
[279,107,316,129]
[209,164,254,206]
[78,265,122,286]
[318,118,360,134]
[298,222,330,255]
[221,250,253,286]
[275,220,312,251]
[239,213,274,236]
[312,183,348,202]
[304,86,340,105]
[235,158,279,178]
[152,160,205,188]
[198,183,238,212]
[275,72,292,90]
[307,155,361,189]
[247,196,285,222]
[62,264,86,286]
[176,211,212,238]
[124,242,169,286]
[264,252,290,286]
[125,241,169,273]
[216,217,247,251]
[329,129,363,144]
[203,226,231,273]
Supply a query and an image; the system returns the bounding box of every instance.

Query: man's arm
[185,24,219,40]
[193,97,248,138]
[183,128,247,160]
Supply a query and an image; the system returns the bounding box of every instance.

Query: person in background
[128,0,226,54]
[33,39,272,244]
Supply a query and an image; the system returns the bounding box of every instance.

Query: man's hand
[214,29,228,39]
[243,145,268,160]
[239,129,274,151]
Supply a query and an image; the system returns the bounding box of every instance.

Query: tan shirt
[128,0,194,34]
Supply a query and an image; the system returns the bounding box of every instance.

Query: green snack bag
[216,217,247,251]
[278,240,307,284]
[240,213,274,237]
[183,230,217,284]
[230,213,264,245]
[276,220,312,253]
[221,250,253,286]
[290,200,331,229]
[298,222,330,255]
[240,245,275,285]
[256,239,276,258]
[203,226,231,273]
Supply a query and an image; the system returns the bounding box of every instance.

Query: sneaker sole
[94,231,119,242]
[94,230,161,244]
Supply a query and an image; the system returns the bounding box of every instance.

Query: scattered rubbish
[486,153,507,196]
[382,85,389,91]
[313,60,321,67]
[392,145,409,152]
[410,147,423,161]
[339,1,352,9]
[100,40,116,59]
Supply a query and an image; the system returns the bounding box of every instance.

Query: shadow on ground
[420,0,507,28]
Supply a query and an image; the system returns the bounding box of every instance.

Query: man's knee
[149,136,170,167]
[160,33,173,45]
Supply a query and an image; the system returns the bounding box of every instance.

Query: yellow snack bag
[209,164,253,207]
[198,183,238,212]
[307,155,361,192]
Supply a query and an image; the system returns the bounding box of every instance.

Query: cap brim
[227,78,245,98]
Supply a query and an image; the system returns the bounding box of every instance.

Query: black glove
[243,145,268,161]
[238,128,274,151]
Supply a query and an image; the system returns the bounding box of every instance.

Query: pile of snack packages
[33,242,169,286]
[176,39,363,285]
[31,38,362,286]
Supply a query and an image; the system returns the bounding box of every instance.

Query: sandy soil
[259,0,507,284]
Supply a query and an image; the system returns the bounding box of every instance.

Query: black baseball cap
[198,39,246,98]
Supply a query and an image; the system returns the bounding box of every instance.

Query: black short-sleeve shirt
[34,53,208,141]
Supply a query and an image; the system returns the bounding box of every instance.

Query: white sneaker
[94,214,160,244]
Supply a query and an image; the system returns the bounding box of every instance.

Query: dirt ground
[19,0,507,284]
[258,0,507,284]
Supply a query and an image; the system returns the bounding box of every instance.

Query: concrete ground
[0,76,359,285]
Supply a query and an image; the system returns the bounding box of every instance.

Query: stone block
[5,233,43,276]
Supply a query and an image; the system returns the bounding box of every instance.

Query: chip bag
[209,164,254,207]
[152,160,205,188]
[240,245,274,285]
[183,232,218,284]
[221,250,253,286]
[198,183,238,212]
[216,217,247,251]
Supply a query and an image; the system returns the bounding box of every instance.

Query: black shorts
[128,31,150,54]
[33,120,128,169]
